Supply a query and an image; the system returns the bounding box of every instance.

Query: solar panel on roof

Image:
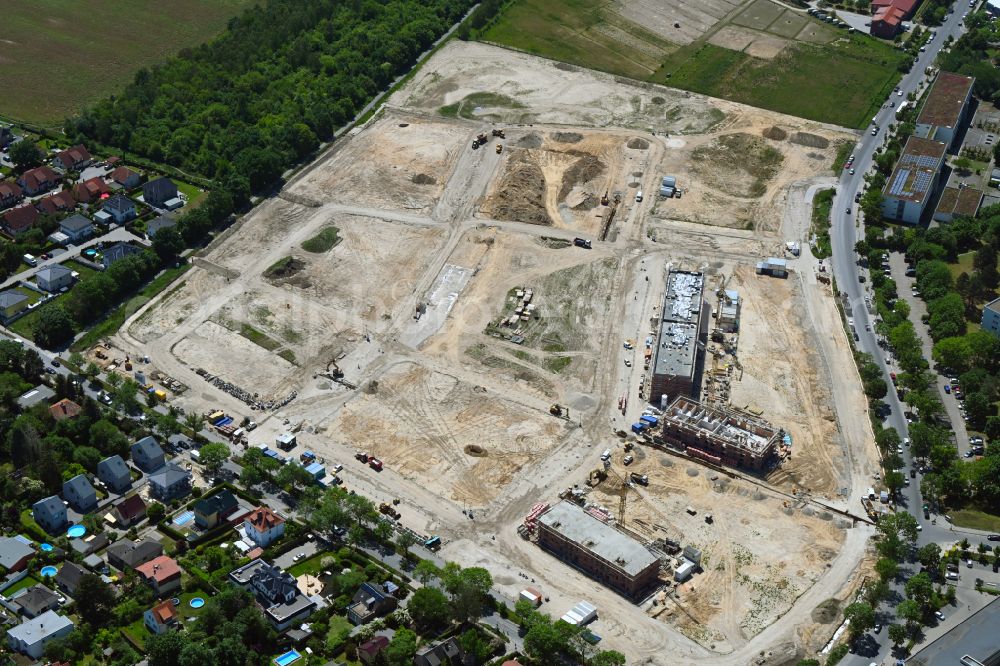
[889,168,910,196]
[912,172,932,193]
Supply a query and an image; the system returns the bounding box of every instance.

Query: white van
[600,449,611,461]
[23,254,37,267]
[635,190,643,202]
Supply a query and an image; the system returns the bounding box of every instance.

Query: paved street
[827,3,993,663]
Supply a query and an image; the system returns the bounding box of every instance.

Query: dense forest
[66,0,475,196]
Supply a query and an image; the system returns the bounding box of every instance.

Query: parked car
[944,385,951,394]
[987,534,1000,541]
[935,610,945,620]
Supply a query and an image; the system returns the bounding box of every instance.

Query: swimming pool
[40,566,58,577]
[189,597,205,609]
[39,543,53,552]
[273,650,301,666]
[173,510,195,526]
[66,525,86,538]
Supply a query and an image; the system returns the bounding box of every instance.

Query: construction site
[109,39,879,665]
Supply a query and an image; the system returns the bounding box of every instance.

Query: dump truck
[629,472,648,486]
[355,451,370,463]
[573,237,592,249]
[492,128,505,138]
[379,502,401,520]
[368,457,384,471]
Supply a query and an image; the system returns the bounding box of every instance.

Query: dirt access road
[114,41,875,664]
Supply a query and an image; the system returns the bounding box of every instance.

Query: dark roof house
[145,215,177,238]
[107,538,163,571]
[0,536,35,572]
[2,205,38,235]
[147,462,192,501]
[130,436,165,472]
[61,474,96,512]
[143,177,178,207]
[12,585,60,619]
[53,562,85,595]
[97,455,132,494]
[113,494,147,527]
[194,490,238,529]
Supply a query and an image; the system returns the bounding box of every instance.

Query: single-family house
[17,166,60,195]
[49,398,82,422]
[135,555,181,596]
[0,536,35,573]
[53,562,85,595]
[107,538,162,571]
[194,490,238,529]
[101,193,136,224]
[69,533,108,557]
[347,582,397,625]
[36,264,74,293]
[130,436,165,472]
[17,384,55,409]
[110,166,141,190]
[0,290,30,323]
[62,474,97,512]
[54,145,93,172]
[112,494,147,527]
[414,637,463,666]
[0,181,22,209]
[147,462,192,501]
[2,204,38,235]
[97,455,132,494]
[6,610,74,659]
[244,506,285,548]
[144,600,178,635]
[32,495,67,533]
[102,241,142,266]
[72,177,110,204]
[229,560,316,631]
[143,177,179,208]
[145,215,177,239]
[358,636,390,665]
[12,585,60,619]
[34,190,76,216]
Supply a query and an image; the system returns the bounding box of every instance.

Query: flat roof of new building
[652,270,704,380]
[883,136,946,203]
[938,186,984,218]
[538,501,658,577]
[917,71,975,129]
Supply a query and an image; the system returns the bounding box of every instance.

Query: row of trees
[67,0,476,199]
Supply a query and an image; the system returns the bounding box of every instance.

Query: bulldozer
[549,404,563,417]
[496,144,503,154]
[601,191,610,206]
[492,128,506,138]
[476,132,488,144]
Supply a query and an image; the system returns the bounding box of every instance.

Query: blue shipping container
[305,462,325,478]
[640,415,658,426]
[631,423,645,434]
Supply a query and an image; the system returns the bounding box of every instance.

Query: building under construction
[536,501,661,600]
[660,396,781,471]
[650,270,709,406]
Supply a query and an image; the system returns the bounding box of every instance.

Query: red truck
[368,458,384,471]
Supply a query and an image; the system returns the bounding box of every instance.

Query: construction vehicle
[623,454,634,466]
[549,404,569,419]
[492,128,505,138]
[355,451,370,463]
[629,472,648,486]
[496,144,503,154]
[476,133,488,144]
[601,191,609,206]
[624,441,634,452]
[587,468,607,486]
[472,139,480,150]
[379,502,401,520]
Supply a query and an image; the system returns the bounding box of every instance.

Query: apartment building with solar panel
[880,135,947,225]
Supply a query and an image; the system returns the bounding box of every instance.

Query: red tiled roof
[19,166,59,191]
[871,0,918,13]
[73,177,111,202]
[35,190,76,215]
[0,181,22,200]
[3,205,38,232]
[116,494,146,521]
[246,506,284,532]
[49,399,82,421]
[873,5,906,25]
[136,555,181,583]
[150,599,177,624]
[246,547,263,560]
[110,166,138,185]
[55,144,92,170]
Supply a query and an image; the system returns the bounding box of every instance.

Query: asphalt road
[828,4,992,664]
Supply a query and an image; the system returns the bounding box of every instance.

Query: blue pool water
[189,597,205,609]
[274,650,301,666]
[173,511,195,526]
[39,543,53,552]
[66,525,86,538]
[40,566,58,577]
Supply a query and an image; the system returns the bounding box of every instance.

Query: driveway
[272,540,320,569]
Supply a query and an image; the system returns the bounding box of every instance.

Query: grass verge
[811,188,835,260]
[239,324,281,351]
[950,508,1000,532]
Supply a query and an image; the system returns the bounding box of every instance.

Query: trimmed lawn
[951,508,1000,532]
[948,251,976,280]
[2,574,41,596]
[287,553,327,578]
[15,287,42,304]
[64,259,101,281]
[175,181,207,209]
[9,304,47,338]
[0,0,256,123]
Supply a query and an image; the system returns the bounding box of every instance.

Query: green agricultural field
[482,0,905,128]
[656,37,905,128]
[0,0,254,124]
